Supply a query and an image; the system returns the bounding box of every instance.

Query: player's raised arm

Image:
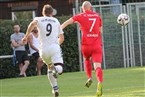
[100,17,103,33]
[61,18,74,30]
[58,26,64,45]
[22,20,37,43]
[100,26,103,33]
[58,34,64,45]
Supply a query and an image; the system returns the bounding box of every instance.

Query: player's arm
[58,34,64,45]
[61,18,74,30]
[100,26,103,33]
[100,17,103,33]
[58,26,64,45]
[28,34,39,52]
[22,20,37,42]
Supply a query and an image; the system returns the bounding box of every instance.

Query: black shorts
[32,52,40,60]
[15,51,29,65]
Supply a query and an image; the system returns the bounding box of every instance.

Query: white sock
[55,65,63,74]
[47,69,58,88]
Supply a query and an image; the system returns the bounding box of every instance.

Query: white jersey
[34,16,64,49]
[34,16,64,65]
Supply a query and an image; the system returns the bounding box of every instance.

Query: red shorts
[81,45,102,63]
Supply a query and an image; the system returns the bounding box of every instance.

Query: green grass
[0,67,145,97]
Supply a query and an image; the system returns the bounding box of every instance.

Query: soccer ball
[117,13,130,26]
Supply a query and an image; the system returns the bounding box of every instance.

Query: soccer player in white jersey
[22,4,64,97]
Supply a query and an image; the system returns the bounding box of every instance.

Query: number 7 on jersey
[89,18,96,32]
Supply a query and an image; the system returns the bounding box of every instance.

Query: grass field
[0,67,145,97]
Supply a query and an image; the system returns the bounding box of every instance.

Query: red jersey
[72,10,102,46]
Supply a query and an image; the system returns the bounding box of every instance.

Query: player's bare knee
[93,62,101,70]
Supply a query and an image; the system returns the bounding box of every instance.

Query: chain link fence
[74,1,145,70]
[127,3,145,67]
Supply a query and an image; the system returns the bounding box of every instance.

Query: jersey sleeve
[34,17,39,22]
[72,14,81,22]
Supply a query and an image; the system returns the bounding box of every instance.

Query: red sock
[85,59,92,79]
[95,67,103,83]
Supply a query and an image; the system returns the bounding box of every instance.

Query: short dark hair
[42,4,53,16]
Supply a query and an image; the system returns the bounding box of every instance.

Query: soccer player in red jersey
[61,1,103,97]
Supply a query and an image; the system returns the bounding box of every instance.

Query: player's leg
[50,44,63,97]
[94,63,103,96]
[84,58,93,88]
[47,64,59,97]
[40,44,63,97]
[51,44,63,76]
[94,63,103,84]
[49,63,63,78]
[82,45,93,88]
[48,63,63,97]
[85,58,92,79]
[92,46,103,97]
[47,63,62,97]
[42,56,59,97]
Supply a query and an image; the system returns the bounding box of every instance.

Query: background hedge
[0,16,79,79]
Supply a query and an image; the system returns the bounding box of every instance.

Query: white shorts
[39,44,63,65]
